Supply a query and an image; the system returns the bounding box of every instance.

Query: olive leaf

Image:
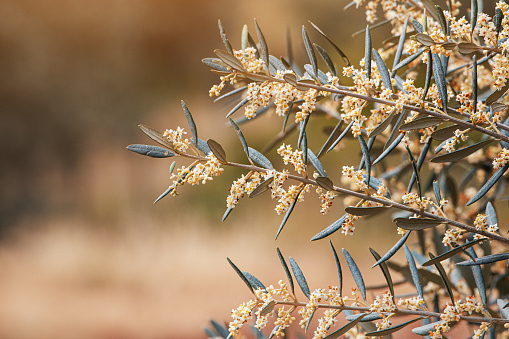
[327,121,353,153]
[248,147,273,170]
[214,49,246,73]
[372,231,411,268]
[214,85,248,103]
[368,109,395,138]
[403,244,424,299]
[399,117,446,131]
[249,177,274,198]
[229,118,249,159]
[457,253,509,266]
[225,98,248,118]
[342,248,366,300]
[311,214,348,241]
[181,100,198,147]
[322,313,367,339]
[364,25,372,79]
[422,238,485,266]
[466,247,487,308]
[314,43,336,76]
[365,317,424,337]
[318,120,344,157]
[315,176,334,191]
[466,163,509,205]
[289,257,311,299]
[218,19,233,54]
[431,124,461,141]
[373,134,404,165]
[358,134,371,185]
[432,52,448,111]
[392,16,409,72]
[254,19,269,73]
[486,81,509,105]
[242,271,267,292]
[431,139,496,163]
[127,144,174,158]
[302,26,318,81]
[394,217,443,230]
[275,188,303,240]
[207,139,227,163]
[309,21,350,66]
[372,48,392,91]
[276,248,295,296]
[471,0,478,33]
[345,206,388,216]
[369,248,395,302]
[429,253,455,305]
[202,57,229,72]
[414,33,435,46]
[392,48,424,71]
[330,241,343,296]
[308,148,327,177]
[138,124,175,150]
[412,19,424,33]
[435,5,448,36]
[227,257,254,294]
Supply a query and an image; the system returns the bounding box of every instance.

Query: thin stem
[275,300,509,324]
[182,152,509,245]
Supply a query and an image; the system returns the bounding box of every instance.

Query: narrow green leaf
[323,314,367,339]
[405,146,422,198]
[414,33,435,46]
[289,257,311,299]
[127,144,174,158]
[214,85,248,103]
[392,17,409,71]
[305,308,316,333]
[181,100,198,147]
[423,52,432,100]
[207,139,227,163]
[412,19,423,33]
[494,8,503,35]
[358,134,371,186]
[275,188,302,240]
[471,0,478,33]
[433,180,442,204]
[431,139,496,163]
[330,241,343,296]
[432,52,448,111]
[408,138,431,192]
[248,147,273,170]
[249,177,274,198]
[259,300,276,317]
[225,98,249,118]
[362,175,391,198]
[392,49,424,71]
[314,43,336,76]
[318,120,344,158]
[373,134,404,165]
[422,239,485,266]
[395,218,443,230]
[369,109,395,138]
[311,214,348,241]
[486,81,509,105]
[364,26,372,79]
[472,55,477,115]
[229,118,249,158]
[369,248,395,302]
[222,207,233,222]
[210,319,229,338]
[302,26,317,81]
[254,19,269,72]
[214,49,246,73]
[154,186,173,204]
[365,317,424,337]
[429,253,455,305]
[276,248,295,296]
[242,271,267,292]
[218,20,233,54]
[202,58,229,72]
[467,163,509,205]
[466,247,487,307]
[435,5,448,36]
[372,48,392,90]
[412,320,446,335]
[138,124,175,150]
[485,202,498,229]
[458,42,481,54]
[170,161,176,174]
[421,0,440,21]
[372,231,411,268]
[309,21,350,66]
[403,244,424,299]
[227,257,254,294]
[345,206,388,216]
[385,110,407,150]
[457,253,509,266]
[497,299,509,318]
[342,248,366,300]
[301,130,308,166]
[308,148,327,177]
[315,176,334,191]
[327,121,353,153]
[400,117,446,131]
[431,124,461,141]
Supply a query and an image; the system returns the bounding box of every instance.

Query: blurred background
[0,1,452,338]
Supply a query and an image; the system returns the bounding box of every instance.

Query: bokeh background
[0,1,477,338]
